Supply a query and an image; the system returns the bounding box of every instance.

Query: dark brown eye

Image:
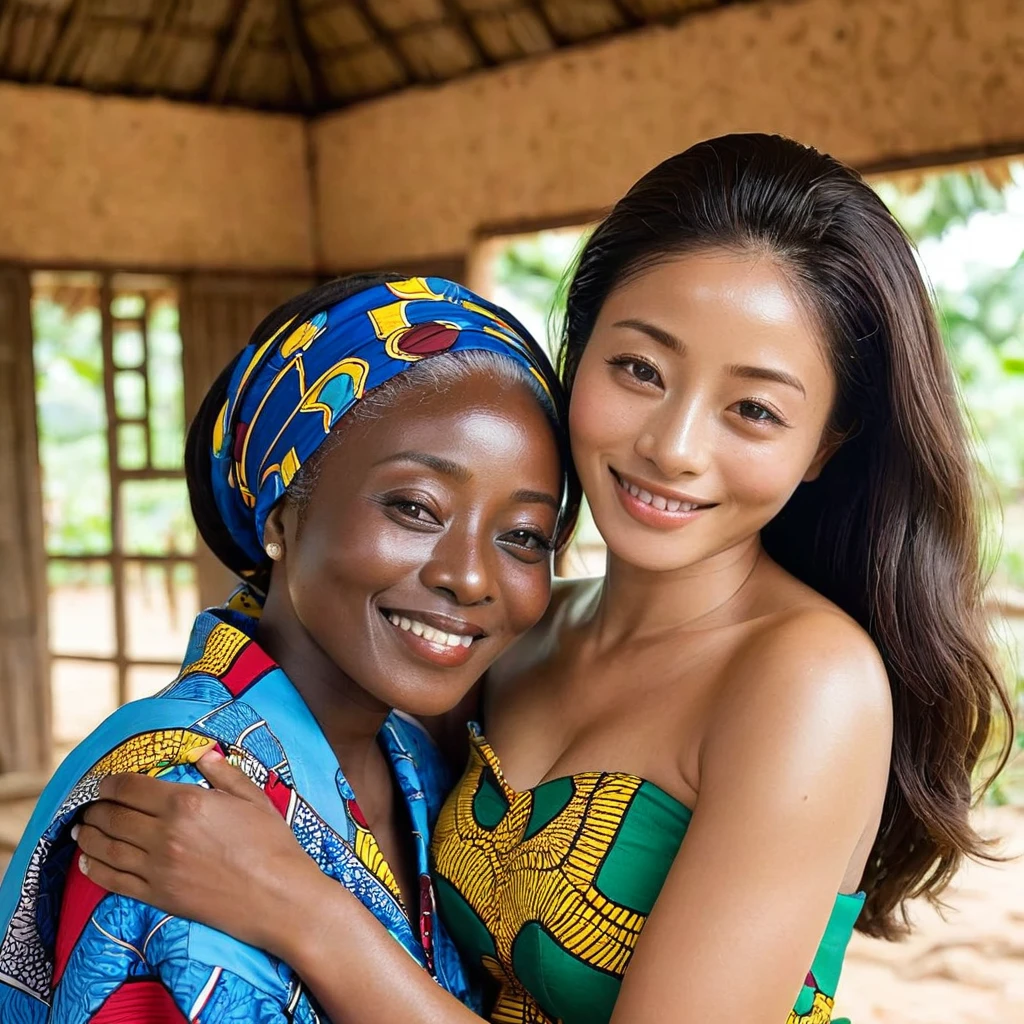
[736,400,780,424]
[607,356,663,387]
[631,361,658,383]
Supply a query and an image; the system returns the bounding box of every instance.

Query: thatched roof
[0,0,750,113]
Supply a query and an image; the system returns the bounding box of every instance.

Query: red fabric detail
[220,641,274,697]
[232,423,247,462]
[419,873,435,973]
[346,797,368,829]
[397,323,459,357]
[53,851,109,987]
[263,771,292,820]
[90,979,189,1024]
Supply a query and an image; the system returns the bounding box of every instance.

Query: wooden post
[179,273,313,609]
[0,268,51,774]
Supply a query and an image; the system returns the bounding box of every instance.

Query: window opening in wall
[32,271,198,754]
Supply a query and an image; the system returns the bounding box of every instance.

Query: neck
[590,534,763,648]
[253,587,389,782]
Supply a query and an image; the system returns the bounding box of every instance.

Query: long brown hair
[558,133,1013,938]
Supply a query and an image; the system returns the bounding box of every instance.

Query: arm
[76,753,482,1024]
[53,795,299,1023]
[610,612,892,1023]
[77,612,890,1024]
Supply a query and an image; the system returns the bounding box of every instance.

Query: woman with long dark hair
[64,135,1010,1024]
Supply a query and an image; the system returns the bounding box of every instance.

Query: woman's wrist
[271,865,349,969]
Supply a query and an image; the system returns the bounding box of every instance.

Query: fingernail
[71,825,80,842]
[201,749,224,762]
[78,854,90,876]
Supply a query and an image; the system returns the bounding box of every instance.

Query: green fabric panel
[511,921,621,1024]
[433,873,497,960]
[523,776,575,840]
[807,892,866,996]
[472,767,509,830]
[593,781,692,913]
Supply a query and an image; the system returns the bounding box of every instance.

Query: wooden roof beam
[124,0,181,89]
[438,0,495,67]
[208,0,264,103]
[608,0,643,28]
[279,0,326,110]
[348,0,416,86]
[43,0,91,84]
[522,0,564,45]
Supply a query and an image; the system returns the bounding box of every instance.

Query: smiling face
[568,250,837,574]
[261,370,563,718]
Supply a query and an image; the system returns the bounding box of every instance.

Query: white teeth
[386,613,475,649]
[617,474,704,514]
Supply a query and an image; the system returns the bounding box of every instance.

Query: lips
[610,468,716,530]
[379,606,486,669]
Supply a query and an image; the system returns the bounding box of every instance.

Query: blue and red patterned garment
[0,602,476,1023]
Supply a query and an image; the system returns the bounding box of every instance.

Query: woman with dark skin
[74,136,1010,1024]
[0,273,578,1024]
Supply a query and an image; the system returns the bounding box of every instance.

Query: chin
[384,681,476,720]
[604,537,697,574]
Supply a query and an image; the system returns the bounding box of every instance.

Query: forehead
[600,251,830,369]
[318,371,560,476]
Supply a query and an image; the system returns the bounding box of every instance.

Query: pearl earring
[265,542,283,561]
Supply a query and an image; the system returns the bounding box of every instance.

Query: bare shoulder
[710,599,893,764]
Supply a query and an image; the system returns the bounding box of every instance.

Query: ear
[803,424,847,482]
[262,504,288,559]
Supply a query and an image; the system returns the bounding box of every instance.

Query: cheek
[499,564,553,636]
[288,511,426,621]
[719,435,820,511]
[569,362,633,465]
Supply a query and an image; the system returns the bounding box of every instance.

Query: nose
[634,393,712,479]
[418,520,497,607]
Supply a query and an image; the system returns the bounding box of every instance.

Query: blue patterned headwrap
[211,276,563,569]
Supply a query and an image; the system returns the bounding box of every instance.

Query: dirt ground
[834,805,1024,1022]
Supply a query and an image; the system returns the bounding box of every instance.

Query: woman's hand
[74,751,324,959]
[76,752,483,1024]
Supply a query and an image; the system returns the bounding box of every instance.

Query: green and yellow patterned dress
[431,724,863,1024]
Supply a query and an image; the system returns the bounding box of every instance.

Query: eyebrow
[728,364,806,397]
[511,488,561,512]
[374,451,471,482]
[613,318,684,353]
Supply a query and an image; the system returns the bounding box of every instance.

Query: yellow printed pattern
[788,991,835,1024]
[175,622,248,681]
[432,744,647,1023]
[353,824,402,904]
[88,729,216,779]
